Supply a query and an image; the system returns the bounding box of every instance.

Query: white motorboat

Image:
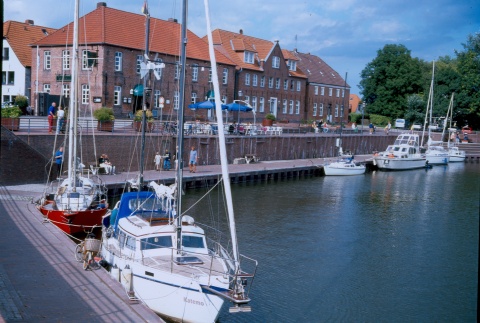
[448,146,466,162]
[100,1,257,322]
[425,143,450,165]
[323,157,366,176]
[373,133,427,170]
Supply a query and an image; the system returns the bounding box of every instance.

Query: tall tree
[359,44,424,119]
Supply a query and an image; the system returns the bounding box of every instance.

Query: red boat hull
[38,201,108,234]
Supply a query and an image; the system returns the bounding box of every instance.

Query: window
[245,73,250,86]
[3,48,9,60]
[319,103,324,116]
[173,90,179,109]
[289,100,294,114]
[81,50,90,70]
[136,55,143,74]
[192,64,198,82]
[221,95,227,103]
[252,96,257,110]
[154,90,161,108]
[222,68,228,84]
[290,80,294,91]
[81,84,89,104]
[44,51,51,70]
[275,78,280,89]
[182,235,204,248]
[321,87,325,96]
[296,81,301,92]
[114,86,121,105]
[342,89,345,98]
[62,84,70,98]
[329,88,333,97]
[288,60,297,71]
[174,61,180,79]
[282,99,287,113]
[244,95,250,103]
[260,76,265,88]
[341,104,344,117]
[43,84,51,93]
[141,236,172,250]
[336,89,340,97]
[272,56,280,68]
[244,51,254,64]
[62,50,70,70]
[2,71,14,85]
[314,86,318,95]
[313,103,317,116]
[115,52,123,71]
[252,74,258,86]
[284,79,288,90]
[295,100,300,114]
[259,97,265,112]
[125,235,136,251]
[268,77,273,88]
[208,68,212,83]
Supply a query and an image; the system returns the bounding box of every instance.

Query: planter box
[97,121,114,132]
[262,119,274,127]
[1,118,20,131]
[133,121,155,132]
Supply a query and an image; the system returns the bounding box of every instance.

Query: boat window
[141,236,173,250]
[125,235,136,251]
[182,235,204,249]
[118,231,126,248]
[128,197,165,214]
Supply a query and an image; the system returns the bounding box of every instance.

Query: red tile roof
[33,5,234,66]
[3,20,57,67]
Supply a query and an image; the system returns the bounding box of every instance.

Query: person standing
[154,152,161,171]
[189,146,198,173]
[48,102,56,133]
[163,149,171,170]
[55,147,63,179]
[56,106,65,134]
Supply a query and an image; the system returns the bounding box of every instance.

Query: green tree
[454,32,480,128]
[359,44,424,119]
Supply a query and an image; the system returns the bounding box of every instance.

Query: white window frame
[314,86,318,95]
[321,87,325,96]
[252,96,257,110]
[272,56,280,68]
[192,64,198,82]
[222,68,228,84]
[259,97,265,113]
[173,91,179,110]
[252,74,258,86]
[208,68,212,83]
[275,78,280,89]
[62,84,70,98]
[245,73,250,86]
[297,81,301,92]
[329,88,333,97]
[260,76,265,88]
[335,104,339,117]
[81,50,90,70]
[336,89,340,97]
[174,62,180,79]
[44,51,51,70]
[289,100,294,114]
[284,79,288,90]
[313,103,317,116]
[268,77,273,88]
[114,86,121,105]
[62,50,70,70]
[43,84,51,93]
[115,52,123,71]
[154,90,161,108]
[136,55,143,74]
[81,84,90,104]
[282,99,287,114]
[319,103,324,116]
[244,51,254,64]
[288,60,297,71]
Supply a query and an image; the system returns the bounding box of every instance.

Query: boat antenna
[175,0,188,254]
[139,0,151,188]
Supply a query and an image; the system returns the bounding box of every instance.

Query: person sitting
[99,153,115,174]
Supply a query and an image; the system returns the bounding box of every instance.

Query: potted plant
[93,107,115,131]
[1,105,22,131]
[262,113,276,126]
[133,109,155,132]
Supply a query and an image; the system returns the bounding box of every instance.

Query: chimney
[25,19,34,25]
[239,29,243,35]
[97,2,107,8]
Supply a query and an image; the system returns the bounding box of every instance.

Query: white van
[395,119,405,129]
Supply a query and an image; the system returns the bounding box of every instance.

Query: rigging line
[181,178,222,215]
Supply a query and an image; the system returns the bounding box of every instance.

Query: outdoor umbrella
[188,100,228,110]
[225,102,256,129]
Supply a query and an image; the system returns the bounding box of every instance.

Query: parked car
[395,119,405,129]
[462,126,473,134]
[428,124,441,132]
[412,123,422,130]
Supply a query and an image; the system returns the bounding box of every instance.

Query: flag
[141,0,149,16]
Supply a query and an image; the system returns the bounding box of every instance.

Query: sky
[5,0,480,96]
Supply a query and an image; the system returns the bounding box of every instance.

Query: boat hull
[38,202,107,234]
[323,163,366,176]
[426,155,449,165]
[374,157,426,170]
[449,155,466,162]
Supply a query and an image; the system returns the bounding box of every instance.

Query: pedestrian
[163,149,171,170]
[56,106,65,134]
[48,102,56,133]
[154,152,162,171]
[26,105,33,115]
[384,121,391,135]
[55,146,63,179]
[369,122,374,134]
[189,146,198,173]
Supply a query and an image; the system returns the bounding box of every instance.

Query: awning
[133,84,144,96]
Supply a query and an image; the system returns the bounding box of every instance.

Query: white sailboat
[444,93,466,162]
[421,61,449,165]
[37,0,108,234]
[100,1,257,322]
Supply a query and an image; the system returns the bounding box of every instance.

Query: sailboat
[100,1,257,322]
[37,0,108,234]
[421,61,449,165]
[444,93,466,162]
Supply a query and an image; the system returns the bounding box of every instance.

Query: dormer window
[272,56,280,68]
[287,60,297,71]
[244,51,254,64]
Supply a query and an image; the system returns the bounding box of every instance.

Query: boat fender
[111,265,120,282]
[121,265,132,290]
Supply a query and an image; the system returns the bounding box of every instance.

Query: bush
[14,95,29,109]
[369,114,390,127]
[1,106,22,118]
[134,109,154,122]
[93,107,115,121]
[265,113,276,121]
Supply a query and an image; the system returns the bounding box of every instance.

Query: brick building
[31,2,236,121]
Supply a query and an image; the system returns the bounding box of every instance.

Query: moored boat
[373,133,427,170]
[323,157,366,176]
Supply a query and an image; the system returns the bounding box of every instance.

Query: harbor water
[181,162,478,322]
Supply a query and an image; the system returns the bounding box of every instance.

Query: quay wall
[2,131,393,185]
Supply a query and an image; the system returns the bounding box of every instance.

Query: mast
[68,0,80,190]
[421,61,435,147]
[204,0,240,266]
[175,0,188,253]
[339,72,348,156]
[139,1,150,188]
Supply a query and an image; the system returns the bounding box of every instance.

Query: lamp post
[361,102,366,134]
